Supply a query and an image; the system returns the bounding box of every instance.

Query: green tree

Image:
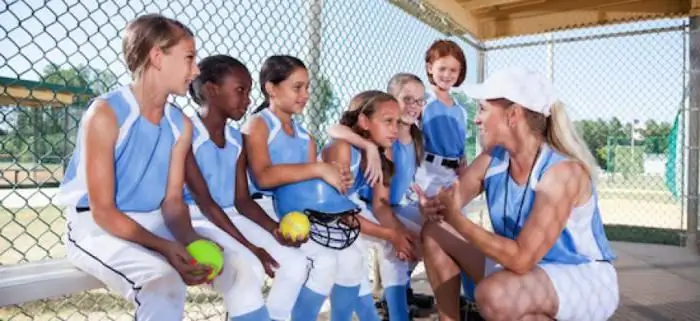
[640,119,672,154]
[303,75,339,148]
[451,91,478,161]
[575,117,673,171]
[41,63,117,95]
[9,64,117,164]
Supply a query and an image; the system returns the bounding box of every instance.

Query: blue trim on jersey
[58,86,185,213]
[483,144,616,264]
[358,140,417,208]
[420,93,468,159]
[248,109,310,196]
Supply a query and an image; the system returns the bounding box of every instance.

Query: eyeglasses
[401,96,426,107]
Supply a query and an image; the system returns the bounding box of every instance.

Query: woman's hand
[412,184,445,222]
[436,181,463,222]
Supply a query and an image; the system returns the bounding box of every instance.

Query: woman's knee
[420,221,440,247]
[474,276,512,321]
[420,221,450,260]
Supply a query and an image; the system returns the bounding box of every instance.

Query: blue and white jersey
[390,140,417,206]
[483,144,616,265]
[183,115,243,209]
[247,108,311,196]
[421,91,469,159]
[322,141,367,196]
[359,140,417,208]
[57,86,187,213]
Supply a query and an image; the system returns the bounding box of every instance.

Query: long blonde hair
[521,100,597,181]
[544,101,598,181]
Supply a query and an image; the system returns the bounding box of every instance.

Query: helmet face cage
[305,208,361,250]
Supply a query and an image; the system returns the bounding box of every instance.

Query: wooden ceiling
[395,0,699,41]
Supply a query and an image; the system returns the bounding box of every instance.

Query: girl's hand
[363,144,383,187]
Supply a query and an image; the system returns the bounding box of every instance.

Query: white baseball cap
[461,67,558,117]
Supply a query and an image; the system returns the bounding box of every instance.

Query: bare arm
[327,123,383,186]
[184,148,256,249]
[242,116,329,189]
[444,161,583,274]
[234,142,279,235]
[457,151,492,208]
[356,215,395,241]
[84,100,169,253]
[161,117,200,245]
[328,124,374,151]
[371,183,404,230]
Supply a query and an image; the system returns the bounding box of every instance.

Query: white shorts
[484,258,619,321]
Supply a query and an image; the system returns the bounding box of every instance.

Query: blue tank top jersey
[247,108,311,196]
[390,140,417,205]
[359,140,417,208]
[421,91,469,159]
[57,86,187,213]
[183,115,242,209]
[483,144,616,265]
[321,140,368,196]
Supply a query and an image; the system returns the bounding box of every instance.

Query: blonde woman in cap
[415,67,619,321]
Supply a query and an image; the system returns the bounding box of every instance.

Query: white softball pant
[65,208,267,321]
[255,197,365,294]
[193,205,310,321]
[352,198,424,297]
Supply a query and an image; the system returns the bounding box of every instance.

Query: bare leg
[475,268,558,321]
[421,221,485,321]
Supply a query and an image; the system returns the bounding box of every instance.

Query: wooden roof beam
[460,0,537,11]
[478,0,689,40]
[422,0,482,38]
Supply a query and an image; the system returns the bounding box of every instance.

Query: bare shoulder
[240,114,266,136]
[537,160,590,204]
[83,99,118,136]
[322,139,351,162]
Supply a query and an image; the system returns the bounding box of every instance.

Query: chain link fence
[0,0,695,320]
[0,0,480,319]
[483,18,690,246]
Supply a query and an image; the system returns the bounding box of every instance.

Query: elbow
[161,196,186,218]
[90,206,113,228]
[250,168,273,189]
[234,195,253,212]
[506,256,537,275]
[327,124,342,137]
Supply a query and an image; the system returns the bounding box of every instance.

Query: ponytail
[378,148,395,187]
[253,99,270,114]
[409,123,424,165]
[188,78,204,105]
[545,101,598,182]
